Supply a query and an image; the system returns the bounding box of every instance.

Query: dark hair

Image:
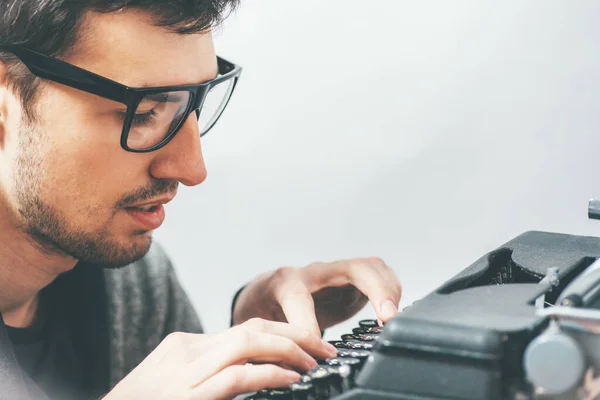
[0,0,239,116]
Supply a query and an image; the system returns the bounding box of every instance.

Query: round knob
[523,331,586,394]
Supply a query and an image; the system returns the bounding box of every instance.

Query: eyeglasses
[0,44,242,153]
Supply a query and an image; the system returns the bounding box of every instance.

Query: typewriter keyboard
[245,319,382,400]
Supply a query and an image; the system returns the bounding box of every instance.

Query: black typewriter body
[247,230,600,400]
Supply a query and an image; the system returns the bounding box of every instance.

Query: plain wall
[153,0,600,340]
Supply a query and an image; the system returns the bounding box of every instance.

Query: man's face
[0,10,214,268]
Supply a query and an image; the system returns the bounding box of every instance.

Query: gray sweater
[104,242,204,389]
[0,242,209,399]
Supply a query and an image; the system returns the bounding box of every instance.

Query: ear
[0,57,6,91]
[0,55,6,77]
[0,59,8,147]
[0,54,8,88]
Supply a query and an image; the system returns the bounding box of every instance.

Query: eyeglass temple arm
[0,44,128,103]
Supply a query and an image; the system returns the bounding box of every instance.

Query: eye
[131,109,157,126]
[115,109,157,126]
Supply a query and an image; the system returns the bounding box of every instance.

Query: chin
[81,232,154,270]
[123,230,153,254]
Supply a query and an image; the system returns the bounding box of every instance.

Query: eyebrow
[138,69,220,91]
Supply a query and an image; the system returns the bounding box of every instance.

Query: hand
[103,318,337,400]
[232,257,402,336]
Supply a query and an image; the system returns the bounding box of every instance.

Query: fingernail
[381,299,398,320]
[303,352,317,370]
[323,340,338,355]
[287,371,301,382]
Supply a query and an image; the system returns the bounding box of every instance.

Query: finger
[344,259,400,322]
[374,264,402,322]
[251,361,296,372]
[378,260,403,304]
[374,261,402,322]
[187,330,317,385]
[306,257,400,321]
[270,269,321,336]
[241,318,337,359]
[303,258,401,303]
[302,258,401,323]
[191,364,300,400]
[278,285,321,337]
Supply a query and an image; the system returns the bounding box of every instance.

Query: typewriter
[245,201,600,400]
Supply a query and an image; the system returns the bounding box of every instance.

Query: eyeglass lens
[126,90,191,150]
[126,77,236,150]
[197,78,236,136]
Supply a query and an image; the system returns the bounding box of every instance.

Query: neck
[0,200,77,327]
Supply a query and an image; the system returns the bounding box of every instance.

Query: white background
[154,0,600,340]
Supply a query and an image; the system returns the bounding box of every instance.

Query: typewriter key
[264,388,292,399]
[326,357,360,382]
[253,389,286,399]
[340,333,356,341]
[308,366,332,398]
[344,339,374,350]
[328,340,347,349]
[289,382,314,400]
[356,333,380,341]
[336,349,352,357]
[326,357,361,367]
[324,365,346,394]
[316,358,330,367]
[359,319,378,328]
[349,350,371,368]
[353,325,383,334]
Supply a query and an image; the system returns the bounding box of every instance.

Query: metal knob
[523,330,586,394]
[589,199,600,220]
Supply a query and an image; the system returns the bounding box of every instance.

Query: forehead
[66,9,217,88]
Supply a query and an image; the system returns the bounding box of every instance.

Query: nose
[149,113,208,186]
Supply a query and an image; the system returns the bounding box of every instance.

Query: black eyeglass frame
[0,44,242,153]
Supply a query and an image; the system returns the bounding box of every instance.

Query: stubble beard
[12,119,152,269]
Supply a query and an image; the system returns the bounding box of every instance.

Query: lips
[126,194,175,210]
[123,195,174,230]
[124,204,166,230]
[130,204,160,212]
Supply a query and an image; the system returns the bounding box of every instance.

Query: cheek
[0,94,29,202]
[36,93,147,218]
[41,143,137,219]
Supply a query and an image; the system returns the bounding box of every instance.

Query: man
[0,1,402,399]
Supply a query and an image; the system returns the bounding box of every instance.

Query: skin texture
[0,8,402,398]
[0,10,211,323]
[232,258,402,336]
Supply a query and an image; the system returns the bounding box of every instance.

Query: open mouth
[124,204,166,230]
[128,204,160,212]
